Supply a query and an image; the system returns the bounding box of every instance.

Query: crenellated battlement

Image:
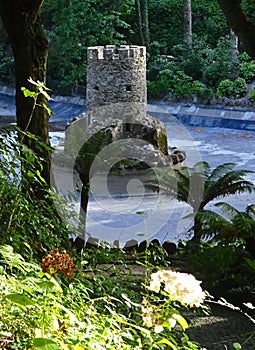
[87,45,146,61]
[86,45,147,110]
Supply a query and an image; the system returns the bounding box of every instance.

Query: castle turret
[86,45,147,111]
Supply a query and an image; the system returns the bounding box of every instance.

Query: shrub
[191,80,213,101]
[0,128,73,260]
[202,36,239,87]
[0,245,206,349]
[248,88,255,102]
[147,62,178,98]
[178,37,214,81]
[216,79,234,98]
[147,68,213,101]
[232,77,247,98]
[238,51,252,63]
[0,44,15,84]
[171,70,193,97]
[216,78,247,99]
[239,61,255,82]
[184,243,255,306]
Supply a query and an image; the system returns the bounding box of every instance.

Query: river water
[1,95,255,246]
[50,105,255,246]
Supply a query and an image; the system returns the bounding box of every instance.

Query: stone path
[186,304,255,350]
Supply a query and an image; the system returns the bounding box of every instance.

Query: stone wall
[85,45,169,156]
[86,45,146,111]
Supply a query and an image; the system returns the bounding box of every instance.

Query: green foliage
[184,243,255,302]
[242,0,255,23]
[217,78,247,99]
[148,0,183,52]
[0,246,138,349]
[201,203,255,244]
[148,0,227,55]
[0,127,74,259]
[191,0,228,47]
[44,0,131,92]
[147,162,254,244]
[232,78,247,98]
[202,36,239,87]
[148,34,241,100]
[0,43,14,83]
[192,80,213,101]
[147,62,211,101]
[238,52,252,63]
[0,0,250,102]
[0,245,206,349]
[248,87,255,101]
[0,0,252,102]
[239,61,255,82]
[216,79,234,98]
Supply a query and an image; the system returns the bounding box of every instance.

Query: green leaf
[38,281,56,293]
[156,338,178,350]
[33,338,59,350]
[36,170,46,183]
[38,270,45,278]
[21,87,37,99]
[172,313,188,331]
[4,293,35,306]
[43,103,52,115]
[0,331,12,337]
[233,343,242,350]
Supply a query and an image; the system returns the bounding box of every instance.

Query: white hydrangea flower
[148,269,205,307]
[168,316,177,328]
[149,272,161,293]
[141,298,156,328]
[154,324,164,333]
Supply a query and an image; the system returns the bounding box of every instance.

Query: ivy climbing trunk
[0,0,51,194]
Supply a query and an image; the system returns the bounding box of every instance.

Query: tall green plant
[147,162,255,244]
[194,202,255,244]
[0,126,75,259]
[0,245,207,349]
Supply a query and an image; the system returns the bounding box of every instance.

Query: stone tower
[86,45,147,110]
[66,45,186,167]
[86,45,168,155]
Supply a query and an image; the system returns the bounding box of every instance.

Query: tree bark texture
[135,0,150,49]
[183,0,192,49]
[217,0,255,58]
[0,1,51,188]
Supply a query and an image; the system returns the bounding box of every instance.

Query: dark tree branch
[217,0,255,58]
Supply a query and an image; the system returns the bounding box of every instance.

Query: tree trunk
[0,1,51,192]
[135,0,150,49]
[79,179,90,232]
[217,0,255,58]
[74,175,90,251]
[183,0,192,50]
[190,214,203,244]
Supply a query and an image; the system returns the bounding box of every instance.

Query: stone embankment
[153,102,255,131]
[1,84,255,131]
